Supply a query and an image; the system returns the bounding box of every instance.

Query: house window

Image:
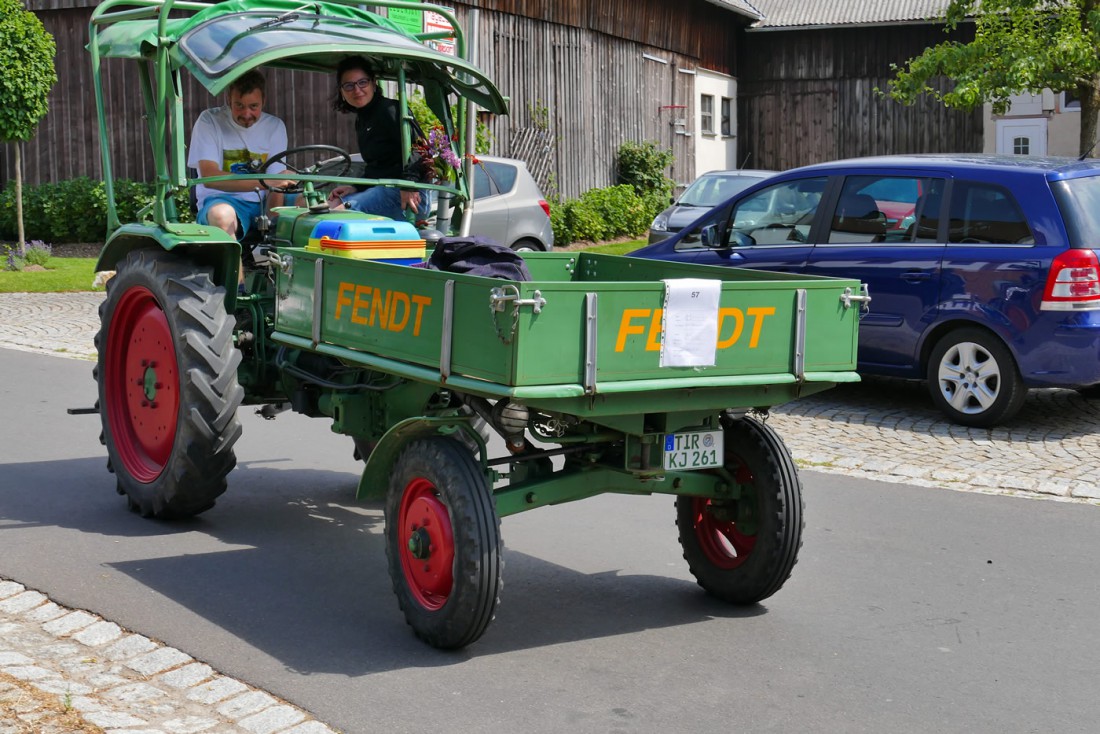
[1063,89,1081,111]
[701,95,714,134]
[720,97,732,136]
[1013,136,1030,155]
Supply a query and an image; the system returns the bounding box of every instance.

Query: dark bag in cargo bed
[427,236,531,281]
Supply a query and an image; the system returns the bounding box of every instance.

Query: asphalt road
[3,346,1100,733]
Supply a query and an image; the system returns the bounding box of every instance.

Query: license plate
[662,430,724,471]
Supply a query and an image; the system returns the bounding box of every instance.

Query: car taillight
[538,199,551,218]
[1041,249,1100,310]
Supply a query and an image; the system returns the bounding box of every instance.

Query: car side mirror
[700,224,724,248]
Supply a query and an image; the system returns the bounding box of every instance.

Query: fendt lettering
[614,306,778,352]
[333,281,433,336]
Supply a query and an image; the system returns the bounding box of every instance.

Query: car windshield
[1053,174,1100,249]
[679,174,765,207]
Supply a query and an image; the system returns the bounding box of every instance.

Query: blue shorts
[342,186,431,223]
[198,195,262,236]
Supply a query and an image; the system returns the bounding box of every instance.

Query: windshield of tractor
[181,14,430,75]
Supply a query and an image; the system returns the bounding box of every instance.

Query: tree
[885,0,1100,157]
[0,0,56,251]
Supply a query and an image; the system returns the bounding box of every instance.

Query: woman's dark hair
[332,56,376,113]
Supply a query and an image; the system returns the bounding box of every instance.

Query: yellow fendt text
[333,281,433,336]
[614,307,777,352]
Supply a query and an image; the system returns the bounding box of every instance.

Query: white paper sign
[660,278,721,367]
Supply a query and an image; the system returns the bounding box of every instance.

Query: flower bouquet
[413,126,462,185]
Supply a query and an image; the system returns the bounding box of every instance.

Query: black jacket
[353,93,424,187]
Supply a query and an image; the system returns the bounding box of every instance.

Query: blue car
[630,154,1100,427]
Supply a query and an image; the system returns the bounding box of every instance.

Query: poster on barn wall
[424,9,456,56]
[384,7,456,57]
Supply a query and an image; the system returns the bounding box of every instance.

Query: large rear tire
[676,415,803,604]
[95,250,244,519]
[385,436,502,649]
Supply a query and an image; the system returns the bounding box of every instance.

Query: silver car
[462,155,554,251]
[648,169,775,244]
[317,153,554,251]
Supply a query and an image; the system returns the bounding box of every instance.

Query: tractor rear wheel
[95,250,244,518]
[385,436,501,649]
[676,415,803,604]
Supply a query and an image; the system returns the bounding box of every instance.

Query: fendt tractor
[85,0,867,648]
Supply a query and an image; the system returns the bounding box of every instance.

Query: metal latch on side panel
[489,284,546,344]
[840,284,872,314]
[268,252,293,299]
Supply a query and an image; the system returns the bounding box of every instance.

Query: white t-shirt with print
[187,106,288,207]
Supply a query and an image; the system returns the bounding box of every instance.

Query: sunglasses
[340,78,373,92]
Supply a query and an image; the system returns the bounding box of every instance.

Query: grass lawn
[0,258,100,294]
[573,239,645,256]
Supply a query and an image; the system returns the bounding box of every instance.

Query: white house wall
[694,69,739,179]
[983,92,1082,157]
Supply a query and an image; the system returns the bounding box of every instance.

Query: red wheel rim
[692,463,757,569]
[104,286,180,483]
[397,477,455,610]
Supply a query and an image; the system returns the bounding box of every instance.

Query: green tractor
[89,0,865,648]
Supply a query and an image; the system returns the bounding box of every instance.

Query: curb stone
[0,578,340,734]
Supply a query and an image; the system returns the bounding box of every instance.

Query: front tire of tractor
[94,250,244,519]
[676,415,804,604]
[385,436,502,649]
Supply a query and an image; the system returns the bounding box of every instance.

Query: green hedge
[548,140,674,246]
[549,185,665,245]
[0,177,193,244]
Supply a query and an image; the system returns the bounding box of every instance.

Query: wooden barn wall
[461,0,738,73]
[471,12,697,199]
[4,0,741,198]
[738,24,983,172]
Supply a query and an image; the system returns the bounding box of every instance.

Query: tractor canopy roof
[90,0,507,113]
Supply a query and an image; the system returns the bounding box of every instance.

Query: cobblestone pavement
[2,290,1099,731]
[0,292,103,362]
[0,580,336,734]
[769,379,1100,503]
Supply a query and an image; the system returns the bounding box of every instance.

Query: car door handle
[901,270,932,282]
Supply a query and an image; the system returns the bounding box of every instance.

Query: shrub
[22,239,51,266]
[617,140,675,199]
[550,184,657,246]
[0,178,194,243]
[564,194,609,243]
[2,243,21,271]
[548,198,571,245]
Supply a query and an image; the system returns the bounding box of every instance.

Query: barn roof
[748,0,950,30]
[707,0,764,19]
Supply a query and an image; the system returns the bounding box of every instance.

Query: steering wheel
[251,145,352,194]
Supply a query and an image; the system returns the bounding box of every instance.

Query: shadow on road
[0,455,764,674]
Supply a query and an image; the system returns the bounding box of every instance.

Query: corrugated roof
[705,0,764,20]
[748,0,950,29]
